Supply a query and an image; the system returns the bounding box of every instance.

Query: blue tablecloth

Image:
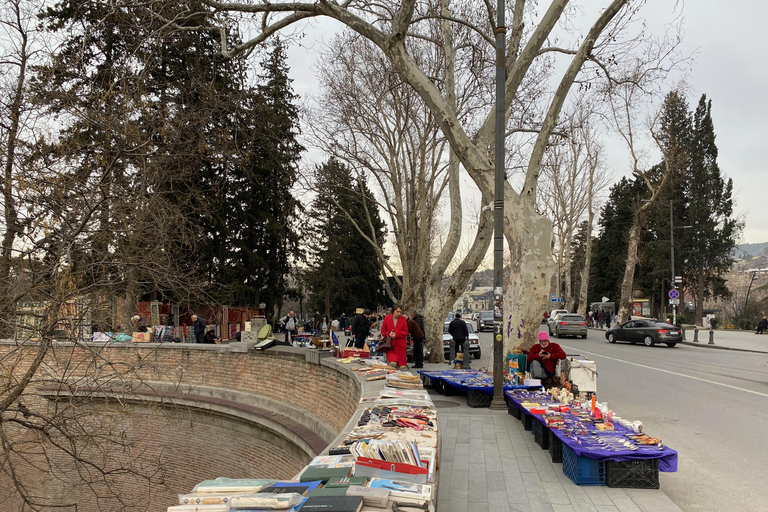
[505,390,678,472]
[419,370,534,394]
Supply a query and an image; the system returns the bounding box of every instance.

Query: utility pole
[490,0,506,411]
[669,200,676,325]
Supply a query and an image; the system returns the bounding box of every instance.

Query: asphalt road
[474,326,768,512]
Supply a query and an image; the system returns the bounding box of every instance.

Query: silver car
[552,314,588,339]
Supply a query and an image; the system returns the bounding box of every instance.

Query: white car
[443,321,481,359]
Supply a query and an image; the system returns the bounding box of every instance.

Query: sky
[281,0,768,245]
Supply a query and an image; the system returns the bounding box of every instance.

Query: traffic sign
[551,294,556,302]
[557,297,563,303]
[674,275,683,283]
[668,289,679,299]
[669,298,680,305]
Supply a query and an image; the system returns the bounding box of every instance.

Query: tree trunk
[504,200,555,353]
[695,272,705,326]
[617,213,642,323]
[121,268,139,334]
[577,208,595,318]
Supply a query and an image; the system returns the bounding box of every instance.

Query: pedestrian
[448,312,469,361]
[350,309,372,349]
[597,310,605,329]
[202,330,221,344]
[131,315,148,333]
[380,304,409,369]
[280,310,298,344]
[339,313,347,330]
[314,311,323,336]
[757,316,768,334]
[408,311,426,369]
[527,331,566,386]
[191,315,206,344]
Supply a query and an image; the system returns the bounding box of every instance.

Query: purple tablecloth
[505,390,678,472]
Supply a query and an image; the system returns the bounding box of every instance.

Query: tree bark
[504,198,555,352]
[617,212,642,323]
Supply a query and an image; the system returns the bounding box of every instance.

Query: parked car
[476,310,495,332]
[443,321,481,360]
[547,310,569,335]
[471,312,480,322]
[553,314,588,339]
[605,319,682,347]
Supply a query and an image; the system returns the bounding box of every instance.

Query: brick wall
[0,343,361,511]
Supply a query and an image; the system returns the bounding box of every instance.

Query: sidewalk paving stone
[425,368,684,512]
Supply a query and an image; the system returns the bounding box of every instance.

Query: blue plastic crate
[562,444,605,486]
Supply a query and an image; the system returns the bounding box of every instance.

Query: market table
[505,389,678,487]
[418,370,539,407]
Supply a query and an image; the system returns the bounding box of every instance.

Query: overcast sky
[282,0,767,245]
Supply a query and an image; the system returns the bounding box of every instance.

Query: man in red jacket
[528,331,566,380]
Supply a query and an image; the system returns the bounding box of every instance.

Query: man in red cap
[528,331,566,382]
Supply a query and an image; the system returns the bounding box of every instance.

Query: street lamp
[641,199,691,325]
[489,0,506,411]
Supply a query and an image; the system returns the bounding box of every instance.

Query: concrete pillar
[709,329,715,345]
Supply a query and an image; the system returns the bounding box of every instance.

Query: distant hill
[734,242,768,259]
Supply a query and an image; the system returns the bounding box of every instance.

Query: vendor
[202,330,221,344]
[528,331,566,382]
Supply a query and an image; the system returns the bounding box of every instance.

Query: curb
[681,340,768,354]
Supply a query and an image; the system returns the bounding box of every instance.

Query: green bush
[709,318,720,329]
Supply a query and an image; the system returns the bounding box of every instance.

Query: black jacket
[351,313,370,339]
[448,318,469,341]
[412,313,425,335]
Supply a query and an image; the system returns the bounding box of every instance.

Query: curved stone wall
[0,342,361,511]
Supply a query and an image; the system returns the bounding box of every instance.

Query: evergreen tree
[305,159,385,316]
[682,95,740,323]
[205,39,303,313]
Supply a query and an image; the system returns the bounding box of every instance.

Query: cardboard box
[354,457,430,484]
[131,332,152,343]
[343,348,370,359]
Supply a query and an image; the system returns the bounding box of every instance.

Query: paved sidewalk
[432,393,683,512]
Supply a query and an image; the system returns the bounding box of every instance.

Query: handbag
[376,334,394,353]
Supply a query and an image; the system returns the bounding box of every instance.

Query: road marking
[562,345,768,399]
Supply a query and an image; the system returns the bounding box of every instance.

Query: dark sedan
[605,319,682,347]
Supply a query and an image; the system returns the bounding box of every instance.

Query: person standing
[407,311,426,369]
[191,315,206,344]
[527,331,566,385]
[380,304,409,369]
[351,309,371,349]
[280,311,298,344]
[448,312,469,361]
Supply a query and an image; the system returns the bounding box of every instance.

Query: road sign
[668,289,679,299]
[551,294,556,302]
[669,298,680,305]
[557,297,563,303]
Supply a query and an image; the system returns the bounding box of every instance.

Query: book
[299,466,352,484]
[367,479,432,504]
[326,477,368,488]
[259,485,311,496]
[346,485,389,508]
[168,506,230,512]
[229,497,307,512]
[307,487,350,497]
[260,480,321,496]
[178,491,236,505]
[299,496,364,512]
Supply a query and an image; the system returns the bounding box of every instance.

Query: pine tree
[305,159,385,316]
[682,95,740,324]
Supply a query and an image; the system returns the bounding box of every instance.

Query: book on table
[259,480,323,496]
[299,466,352,484]
[307,487,350,497]
[367,478,432,504]
[298,495,364,512]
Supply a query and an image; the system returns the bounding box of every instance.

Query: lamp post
[489,0,506,411]
[642,199,692,324]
